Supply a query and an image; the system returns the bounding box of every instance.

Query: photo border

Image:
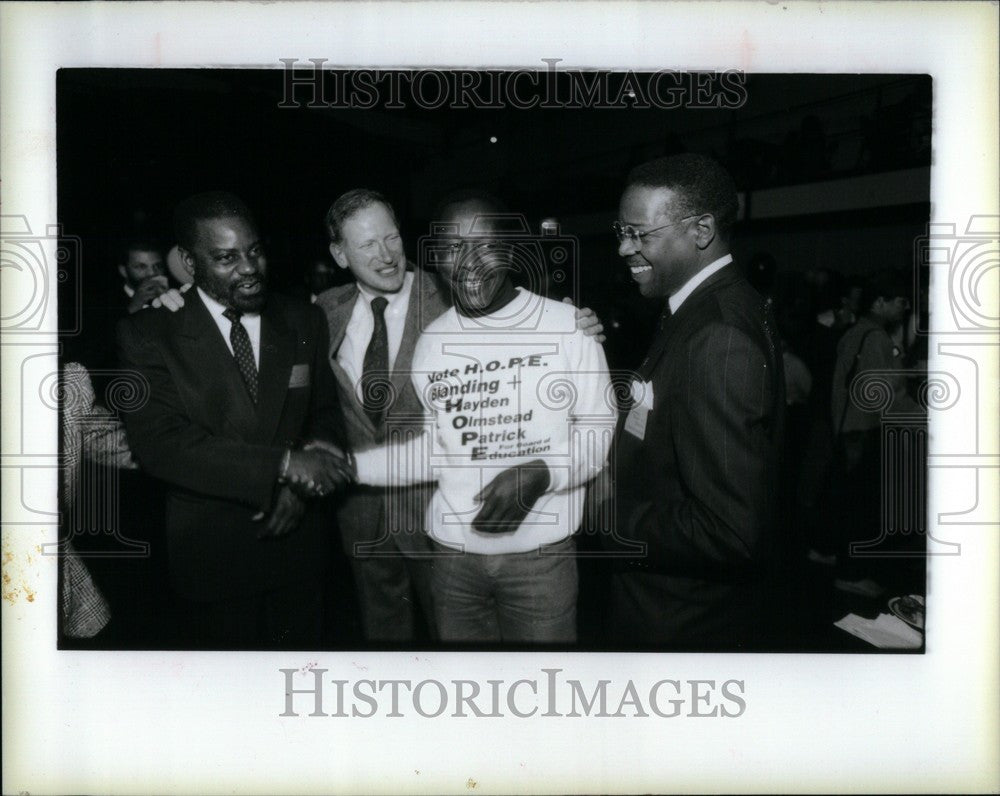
[2,2,997,793]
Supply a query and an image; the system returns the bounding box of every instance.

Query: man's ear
[177,247,196,279]
[692,213,717,250]
[330,242,348,269]
[117,264,127,281]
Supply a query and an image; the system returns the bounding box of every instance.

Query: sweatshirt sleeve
[353,433,435,486]
[544,328,614,493]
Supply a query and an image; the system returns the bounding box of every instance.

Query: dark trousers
[178,576,324,650]
[349,553,437,643]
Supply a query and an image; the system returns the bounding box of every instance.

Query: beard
[228,281,267,313]
[198,269,268,313]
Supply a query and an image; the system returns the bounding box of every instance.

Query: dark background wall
[57,69,930,370]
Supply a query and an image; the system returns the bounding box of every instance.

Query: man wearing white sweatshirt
[352,194,613,644]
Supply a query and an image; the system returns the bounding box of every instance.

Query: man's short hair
[324,188,396,244]
[173,191,256,250]
[626,153,739,241]
[432,188,521,237]
[117,236,162,265]
[859,270,911,314]
[433,188,507,219]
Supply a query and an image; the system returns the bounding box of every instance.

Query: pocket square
[288,363,310,388]
[630,379,654,409]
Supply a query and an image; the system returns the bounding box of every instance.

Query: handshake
[278,441,357,499]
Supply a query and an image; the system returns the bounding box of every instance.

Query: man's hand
[254,485,306,539]
[284,447,353,498]
[301,439,357,492]
[472,459,551,534]
[565,297,606,343]
[303,439,352,466]
[127,275,170,314]
[150,282,193,312]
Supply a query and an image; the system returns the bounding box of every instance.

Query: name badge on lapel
[288,363,311,388]
[624,380,654,440]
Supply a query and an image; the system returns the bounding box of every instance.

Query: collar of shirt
[356,269,414,315]
[123,283,135,298]
[197,286,262,367]
[338,271,415,394]
[668,253,734,315]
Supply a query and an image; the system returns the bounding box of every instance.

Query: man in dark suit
[315,189,445,643]
[117,191,350,649]
[601,154,786,650]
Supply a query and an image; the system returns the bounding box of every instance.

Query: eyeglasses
[612,216,697,247]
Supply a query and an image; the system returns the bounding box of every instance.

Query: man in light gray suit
[316,189,443,643]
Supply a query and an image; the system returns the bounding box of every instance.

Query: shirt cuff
[353,448,387,486]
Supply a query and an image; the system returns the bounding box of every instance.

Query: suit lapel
[326,284,356,354]
[638,305,675,380]
[177,289,258,436]
[639,265,741,379]
[319,268,437,438]
[323,283,377,437]
[331,357,375,435]
[254,299,296,443]
[388,270,437,405]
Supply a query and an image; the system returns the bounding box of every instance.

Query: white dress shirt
[669,253,734,314]
[337,271,414,400]
[198,287,262,368]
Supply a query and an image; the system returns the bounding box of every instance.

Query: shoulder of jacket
[315,282,357,309]
[119,302,179,337]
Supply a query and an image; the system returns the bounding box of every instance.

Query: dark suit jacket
[607,264,785,648]
[117,289,344,602]
[314,268,449,557]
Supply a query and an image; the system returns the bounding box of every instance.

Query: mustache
[232,274,266,287]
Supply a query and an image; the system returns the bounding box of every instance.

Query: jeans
[430,536,578,644]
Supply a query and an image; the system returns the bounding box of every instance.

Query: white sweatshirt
[354,288,614,554]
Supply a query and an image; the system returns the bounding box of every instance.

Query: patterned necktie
[361,296,390,425]
[660,302,673,329]
[222,308,258,404]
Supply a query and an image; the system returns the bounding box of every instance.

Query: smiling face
[330,201,407,295]
[434,200,512,312]
[182,215,267,312]
[617,185,700,299]
[119,248,165,288]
